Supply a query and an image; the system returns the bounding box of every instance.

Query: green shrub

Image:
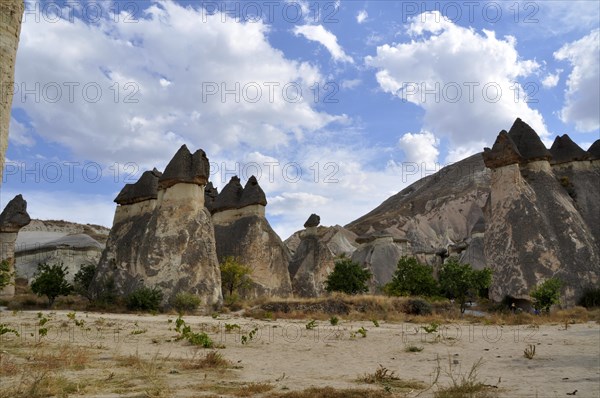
[530,278,562,313]
[31,263,73,307]
[171,292,201,314]
[324,256,372,295]
[578,287,600,308]
[0,260,14,290]
[329,316,339,326]
[384,257,438,297]
[187,331,214,348]
[402,298,432,315]
[73,264,96,301]
[126,286,163,311]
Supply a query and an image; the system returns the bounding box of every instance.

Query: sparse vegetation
[305,319,317,329]
[171,291,201,314]
[524,344,536,359]
[578,286,600,308]
[324,257,372,295]
[351,326,367,338]
[329,316,339,326]
[73,263,96,301]
[530,278,562,313]
[439,258,492,313]
[358,364,425,390]
[433,357,498,398]
[30,263,73,307]
[0,259,14,290]
[405,345,424,352]
[220,256,253,302]
[126,285,163,311]
[403,298,433,315]
[384,256,438,297]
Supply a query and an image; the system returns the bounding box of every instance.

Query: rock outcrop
[0,0,24,183]
[14,219,109,286]
[92,145,222,307]
[0,194,30,296]
[211,176,292,298]
[483,119,599,305]
[351,231,411,291]
[346,152,490,271]
[287,220,358,297]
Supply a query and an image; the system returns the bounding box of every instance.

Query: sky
[1,0,599,240]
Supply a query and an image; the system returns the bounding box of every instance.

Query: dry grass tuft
[273,387,405,397]
[181,350,231,370]
[233,382,275,396]
[358,364,425,390]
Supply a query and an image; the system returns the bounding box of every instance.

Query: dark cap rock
[588,139,600,160]
[0,194,31,233]
[507,118,552,162]
[204,182,219,213]
[213,176,243,212]
[158,145,210,190]
[355,230,393,244]
[304,213,320,228]
[239,176,267,208]
[550,134,589,164]
[115,168,162,205]
[483,130,524,168]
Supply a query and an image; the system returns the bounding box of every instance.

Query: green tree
[73,264,96,301]
[438,257,492,313]
[324,257,372,295]
[220,256,253,299]
[0,260,14,290]
[384,256,438,297]
[530,278,562,313]
[31,263,73,307]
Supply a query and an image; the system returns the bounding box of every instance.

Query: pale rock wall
[0,0,24,182]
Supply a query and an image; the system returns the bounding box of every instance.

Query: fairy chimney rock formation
[0,0,25,183]
[204,182,219,213]
[587,140,600,162]
[212,176,292,298]
[483,118,599,305]
[550,135,589,165]
[303,213,320,236]
[92,145,222,307]
[0,194,31,296]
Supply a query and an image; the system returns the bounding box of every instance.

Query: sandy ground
[0,310,598,397]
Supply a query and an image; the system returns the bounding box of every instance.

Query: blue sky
[2,0,599,239]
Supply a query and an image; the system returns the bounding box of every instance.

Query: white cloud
[541,71,561,88]
[554,29,600,132]
[9,117,35,147]
[293,25,354,63]
[356,10,368,24]
[397,131,439,165]
[14,1,345,170]
[341,79,361,89]
[365,11,549,152]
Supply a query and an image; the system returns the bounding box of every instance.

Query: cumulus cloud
[356,10,368,24]
[14,1,345,170]
[541,71,561,88]
[365,11,549,155]
[397,131,439,166]
[9,117,35,147]
[293,25,354,63]
[554,29,600,132]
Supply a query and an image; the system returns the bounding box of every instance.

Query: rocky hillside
[346,118,599,305]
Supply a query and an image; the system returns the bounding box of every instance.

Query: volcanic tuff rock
[304,214,321,228]
[92,145,222,307]
[483,119,599,305]
[204,182,219,213]
[348,117,598,306]
[287,224,358,297]
[346,152,490,271]
[115,169,162,205]
[0,194,31,296]
[549,135,589,164]
[351,231,411,291]
[212,176,292,298]
[0,0,24,183]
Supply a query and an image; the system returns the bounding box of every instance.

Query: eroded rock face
[212,176,292,298]
[0,0,24,183]
[588,140,600,160]
[0,194,31,296]
[484,120,599,305]
[346,153,490,271]
[287,224,358,297]
[550,135,589,165]
[92,147,222,307]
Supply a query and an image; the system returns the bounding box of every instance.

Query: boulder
[550,135,589,165]
[115,168,162,205]
[304,214,321,228]
[288,225,358,297]
[158,145,210,190]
